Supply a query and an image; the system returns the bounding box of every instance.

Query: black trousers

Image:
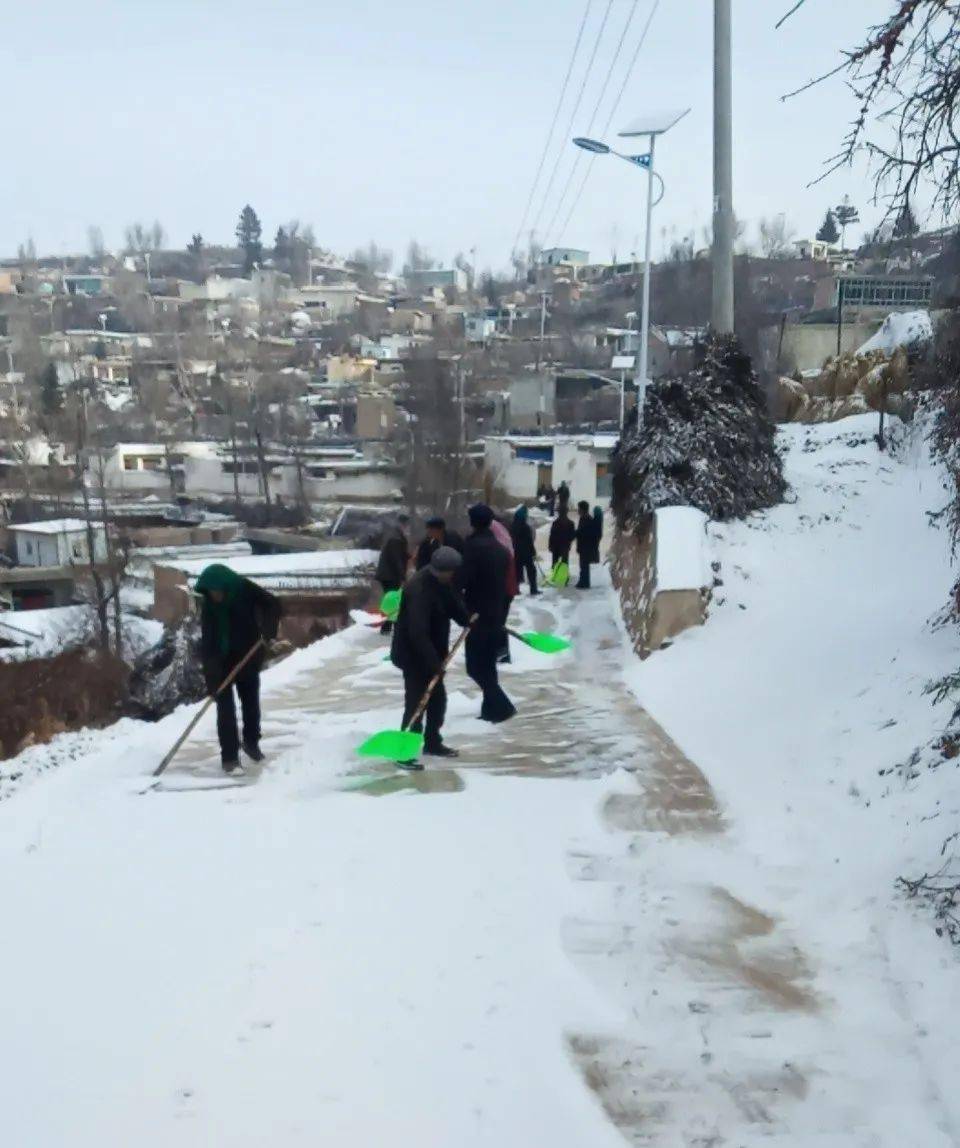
[216,670,261,762]
[515,555,538,595]
[577,560,593,588]
[402,669,447,750]
[466,628,516,722]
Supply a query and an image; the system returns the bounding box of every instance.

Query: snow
[10,517,93,535]
[168,549,378,578]
[2,420,960,1143]
[625,413,960,1139]
[857,309,933,355]
[0,605,92,654]
[654,505,711,591]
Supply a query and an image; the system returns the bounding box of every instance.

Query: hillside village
[0,211,951,654]
[7,1,960,1141]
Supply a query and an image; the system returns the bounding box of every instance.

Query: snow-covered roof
[11,518,99,535]
[655,507,712,592]
[168,550,378,579]
[856,310,933,356]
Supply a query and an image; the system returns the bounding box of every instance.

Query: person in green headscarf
[194,564,281,774]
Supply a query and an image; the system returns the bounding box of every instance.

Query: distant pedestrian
[575,501,600,589]
[592,506,604,545]
[461,504,516,723]
[510,505,539,596]
[546,485,556,516]
[415,516,464,571]
[390,546,471,762]
[195,564,281,774]
[557,481,571,515]
[375,513,410,633]
[548,507,576,570]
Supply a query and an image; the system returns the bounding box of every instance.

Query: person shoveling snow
[195,564,281,775]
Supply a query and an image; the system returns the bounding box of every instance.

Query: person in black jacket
[510,505,539,596]
[548,508,576,571]
[557,481,571,515]
[415,516,464,571]
[375,514,410,633]
[391,547,470,762]
[195,563,282,774]
[460,503,516,723]
[575,501,601,589]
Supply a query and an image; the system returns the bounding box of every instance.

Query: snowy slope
[857,309,933,355]
[625,413,960,1135]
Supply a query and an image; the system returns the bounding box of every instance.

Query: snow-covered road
[2,438,959,1146]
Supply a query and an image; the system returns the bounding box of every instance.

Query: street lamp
[574,107,690,428]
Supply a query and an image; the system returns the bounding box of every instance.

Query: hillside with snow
[1,414,959,1144]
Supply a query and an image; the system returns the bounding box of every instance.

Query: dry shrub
[0,647,129,759]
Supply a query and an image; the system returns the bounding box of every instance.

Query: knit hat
[430,545,463,573]
[425,515,446,529]
[468,503,494,528]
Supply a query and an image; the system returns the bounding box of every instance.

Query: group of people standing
[384,504,517,764]
[376,494,604,764]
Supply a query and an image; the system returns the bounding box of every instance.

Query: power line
[511,0,594,259]
[553,0,662,246]
[542,0,642,246]
[529,0,615,244]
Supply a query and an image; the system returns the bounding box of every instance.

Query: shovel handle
[403,616,476,732]
[151,638,265,778]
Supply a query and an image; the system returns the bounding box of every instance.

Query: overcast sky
[1,0,897,269]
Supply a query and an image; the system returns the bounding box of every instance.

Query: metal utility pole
[711,0,735,334]
[637,134,656,414]
[535,291,548,371]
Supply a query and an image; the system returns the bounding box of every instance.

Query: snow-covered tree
[816,209,840,244]
[611,335,785,527]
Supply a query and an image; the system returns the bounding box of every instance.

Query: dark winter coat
[548,515,576,561]
[557,482,571,511]
[415,528,464,571]
[460,527,510,629]
[510,508,536,564]
[575,513,601,564]
[197,575,281,691]
[390,566,470,677]
[376,526,409,586]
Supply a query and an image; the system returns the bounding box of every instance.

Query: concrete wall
[484,440,541,501]
[780,321,880,372]
[508,374,555,429]
[553,443,599,504]
[609,518,709,658]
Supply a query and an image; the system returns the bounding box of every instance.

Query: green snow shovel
[356,621,473,762]
[507,628,571,655]
[545,560,570,588]
[379,588,402,620]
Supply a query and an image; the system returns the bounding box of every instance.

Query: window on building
[72,541,85,560]
[123,457,137,470]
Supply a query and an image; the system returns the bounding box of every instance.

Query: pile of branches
[611,334,785,528]
[897,835,960,945]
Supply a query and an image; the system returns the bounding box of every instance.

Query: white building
[90,442,220,494]
[11,519,108,568]
[484,434,618,504]
[539,247,589,268]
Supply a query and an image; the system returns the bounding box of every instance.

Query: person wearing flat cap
[415,515,464,571]
[390,546,471,761]
[460,503,517,723]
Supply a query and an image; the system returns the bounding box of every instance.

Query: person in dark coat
[557,481,571,515]
[545,485,556,516]
[548,508,576,571]
[390,546,470,763]
[460,503,516,723]
[375,514,410,633]
[415,516,464,571]
[510,505,539,596]
[575,501,601,589]
[195,563,282,774]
